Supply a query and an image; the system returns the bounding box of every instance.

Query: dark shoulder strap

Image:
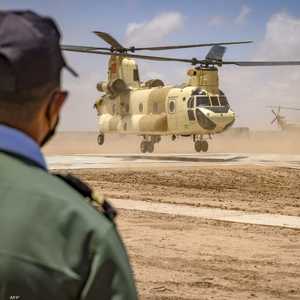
[54,173,117,223]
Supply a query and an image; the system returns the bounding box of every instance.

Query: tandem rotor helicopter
[268,106,300,131]
[62,32,300,153]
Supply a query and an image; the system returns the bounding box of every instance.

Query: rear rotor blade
[132,40,253,51]
[223,61,300,66]
[205,45,226,61]
[93,31,124,50]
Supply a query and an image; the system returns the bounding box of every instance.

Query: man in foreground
[0,10,138,299]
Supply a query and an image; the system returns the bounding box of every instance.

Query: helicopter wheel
[194,140,202,152]
[140,141,148,153]
[151,136,161,144]
[147,142,154,153]
[97,133,104,146]
[201,140,209,152]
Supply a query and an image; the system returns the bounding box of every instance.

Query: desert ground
[44,132,300,299]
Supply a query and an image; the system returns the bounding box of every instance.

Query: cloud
[235,5,252,24]
[125,12,184,46]
[209,5,251,28]
[256,12,300,59]
[208,15,226,27]
[221,12,300,128]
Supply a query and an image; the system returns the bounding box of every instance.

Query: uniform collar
[0,124,47,170]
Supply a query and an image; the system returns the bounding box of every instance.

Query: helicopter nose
[213,111,235,131]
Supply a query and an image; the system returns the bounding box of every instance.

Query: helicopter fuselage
[96,85,235,136]
[93,56,236,152]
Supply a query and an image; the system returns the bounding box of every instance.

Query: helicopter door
[167,98,177,131]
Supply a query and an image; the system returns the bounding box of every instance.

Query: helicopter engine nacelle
[97,81,108,93]
[97,79,128,97]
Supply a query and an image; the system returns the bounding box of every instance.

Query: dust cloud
[43,130,300,155]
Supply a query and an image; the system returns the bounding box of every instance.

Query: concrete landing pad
[111,198,300,229]
[47,153,300,169]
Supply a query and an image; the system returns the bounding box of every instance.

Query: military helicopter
[269,106,300,131]
[62,32,300,153]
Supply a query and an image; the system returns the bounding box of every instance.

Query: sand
[47,132,300,300]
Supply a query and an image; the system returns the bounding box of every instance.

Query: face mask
[40,117,59,147]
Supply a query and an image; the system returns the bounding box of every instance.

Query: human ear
[45,91,68,125]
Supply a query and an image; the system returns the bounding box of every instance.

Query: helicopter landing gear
[97,133,104,146]
[194,140,202,152]
[140,135,160,153]
[151,135,161,144]
[193,136,209,152]
[201,140,209,152]
[140,140,154,153]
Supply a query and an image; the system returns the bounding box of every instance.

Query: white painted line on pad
[111,198,300,229]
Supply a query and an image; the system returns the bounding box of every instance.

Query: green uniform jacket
[0,152,138,300]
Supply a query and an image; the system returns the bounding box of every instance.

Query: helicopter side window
[169,100,176,113]
[210,96,220,106]
[139,103,143,113]
[219,96,229,107]
[196,96,210,107]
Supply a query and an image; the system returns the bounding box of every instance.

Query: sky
[1,0,300,131]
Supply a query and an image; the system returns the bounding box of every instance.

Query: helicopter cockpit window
[219,96,229,107]
[210,96,220,106]
[187,97,194,108]
[139,103,143,113]
[187,97,195,121]
[196,96,210,107]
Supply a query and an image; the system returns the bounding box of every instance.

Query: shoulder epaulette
[54,173,117,223]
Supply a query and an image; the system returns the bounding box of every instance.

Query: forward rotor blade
[205,45,226,61]
[61,47,200,64]
[132,40,253,51]
[93,31,124,50]
[62,46,300,67]
[62,45,111,52]
[223,61,300,66]
[279,106,300,111]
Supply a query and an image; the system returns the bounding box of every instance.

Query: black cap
[0,10,77,93]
